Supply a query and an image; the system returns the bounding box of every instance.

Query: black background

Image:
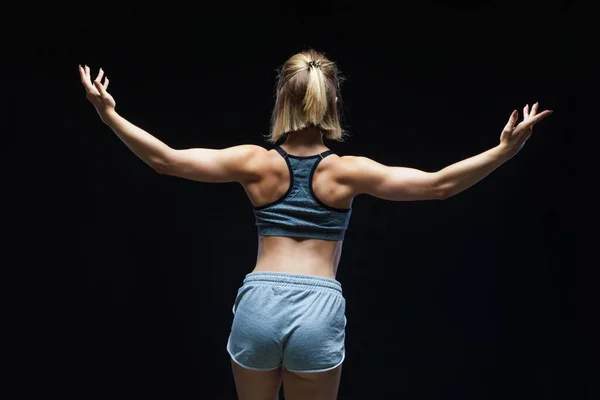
[15,0,594,398]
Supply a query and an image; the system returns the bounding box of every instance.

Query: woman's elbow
[432,182,453,200]
[150,157,171,175]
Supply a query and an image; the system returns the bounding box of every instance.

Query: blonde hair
[266,49,347,144]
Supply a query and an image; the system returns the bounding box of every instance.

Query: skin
[79,65,553,399]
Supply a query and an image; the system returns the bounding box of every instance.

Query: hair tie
[307,60,321,69]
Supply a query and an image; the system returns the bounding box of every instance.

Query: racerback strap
[276,145,333,159]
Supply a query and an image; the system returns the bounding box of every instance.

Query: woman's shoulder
[327,153,370,176]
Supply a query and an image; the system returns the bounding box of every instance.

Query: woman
[79,49,552,400]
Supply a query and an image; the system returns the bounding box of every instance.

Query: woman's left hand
[499,102,553,156]
[78,65,116,119]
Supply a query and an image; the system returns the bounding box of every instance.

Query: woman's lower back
[253,236,343,279]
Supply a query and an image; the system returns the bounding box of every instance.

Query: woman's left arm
[79,65,265,184]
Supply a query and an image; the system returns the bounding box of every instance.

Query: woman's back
[244,142,354,279]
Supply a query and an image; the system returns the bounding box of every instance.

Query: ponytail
[303,62,328,125]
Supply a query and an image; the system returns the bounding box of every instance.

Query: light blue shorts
[226,271,347,373]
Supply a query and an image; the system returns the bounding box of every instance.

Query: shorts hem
[227,344,281,371]
[284,350,346,373]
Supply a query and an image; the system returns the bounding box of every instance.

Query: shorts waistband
[243,271,342,294]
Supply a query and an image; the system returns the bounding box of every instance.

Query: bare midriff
[252,236,343,279]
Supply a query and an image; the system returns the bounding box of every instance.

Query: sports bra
[253,145,353,241]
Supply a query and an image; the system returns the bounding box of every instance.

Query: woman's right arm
[339,104,553,201]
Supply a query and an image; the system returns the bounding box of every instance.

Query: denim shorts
[226,271,347,373]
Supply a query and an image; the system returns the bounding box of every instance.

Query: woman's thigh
[283,364,343,400]
[231,360,284,400]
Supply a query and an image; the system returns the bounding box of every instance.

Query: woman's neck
[281,128,327,155]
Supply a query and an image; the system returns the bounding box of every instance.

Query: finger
[523,104,529,119]
[530,109,553,125]
[530,102,539,118]
[103,76,109,90]
[85,65,91,80]
[79,65,94,90]
[95,68,104,83]
[504,110,518,131]
[93,79,108,97]
[78,65,86,83]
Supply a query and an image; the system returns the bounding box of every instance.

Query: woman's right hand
[499,102,553,157]
[78,65,116,120]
